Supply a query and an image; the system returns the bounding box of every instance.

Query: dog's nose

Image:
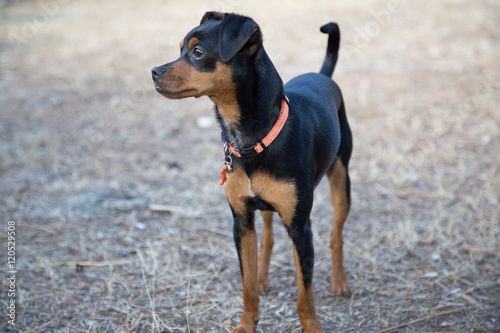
[151,66,165,79]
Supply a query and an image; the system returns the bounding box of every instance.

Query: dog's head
[151,12,262,102]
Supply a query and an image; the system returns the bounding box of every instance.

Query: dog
[152,12,352,333]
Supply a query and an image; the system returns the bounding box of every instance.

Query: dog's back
[283,22,348,187]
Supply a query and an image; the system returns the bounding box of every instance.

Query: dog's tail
[319,22,340,78]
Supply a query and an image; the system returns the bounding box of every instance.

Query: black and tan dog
[152,12,352,333]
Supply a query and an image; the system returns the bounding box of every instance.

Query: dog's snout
[152,66,165,79]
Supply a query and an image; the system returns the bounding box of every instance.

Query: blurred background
[0,0,498,332]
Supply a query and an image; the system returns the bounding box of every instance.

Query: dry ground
[0,0,499,332]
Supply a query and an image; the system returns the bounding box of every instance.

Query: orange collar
[225,96,289,158]
[219,96,289,185]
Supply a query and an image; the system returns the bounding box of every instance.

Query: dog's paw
[329,276,351,297]
[231,316,258,333]
[300,319,327,333]
[231,324,256,333]
[258,278,270,294]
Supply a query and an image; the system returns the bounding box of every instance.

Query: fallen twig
[65,259,133,267]
[128,312,144,333]
[377,308,464,333]
[149,203,199,216]
[21,221,63,235]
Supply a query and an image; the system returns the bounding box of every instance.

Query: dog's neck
[215,47,284,150]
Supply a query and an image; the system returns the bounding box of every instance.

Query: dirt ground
[0,0,499,332]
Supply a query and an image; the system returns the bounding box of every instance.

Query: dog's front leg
[232,211,259,333]
[225,167,259,332]
[289,219,326,333]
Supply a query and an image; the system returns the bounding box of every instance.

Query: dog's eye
[193,47,205,60]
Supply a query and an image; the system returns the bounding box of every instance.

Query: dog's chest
[226,167,298,225]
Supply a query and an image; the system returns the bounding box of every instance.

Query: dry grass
[0,0,499,332]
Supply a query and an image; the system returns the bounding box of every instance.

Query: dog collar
[220,96,289,185]
[224,96,289,158]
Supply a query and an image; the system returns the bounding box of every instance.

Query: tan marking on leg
[250,172,297,226]
[225,166,251,217]
[188,37,199,49]
[292,245,325,333]
[326,157,350,297]
[257,211,273,294]
[234,226,259,332]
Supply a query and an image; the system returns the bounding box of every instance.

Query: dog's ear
[219,14,262,63]
[200,11,225,25]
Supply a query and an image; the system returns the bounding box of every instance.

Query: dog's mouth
[155,86,198,99]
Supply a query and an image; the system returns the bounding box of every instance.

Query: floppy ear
[219,14,262,63]
[200,11,224,25]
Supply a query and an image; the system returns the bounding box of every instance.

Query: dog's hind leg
[326,156,351,297]
[257,211,274,294]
